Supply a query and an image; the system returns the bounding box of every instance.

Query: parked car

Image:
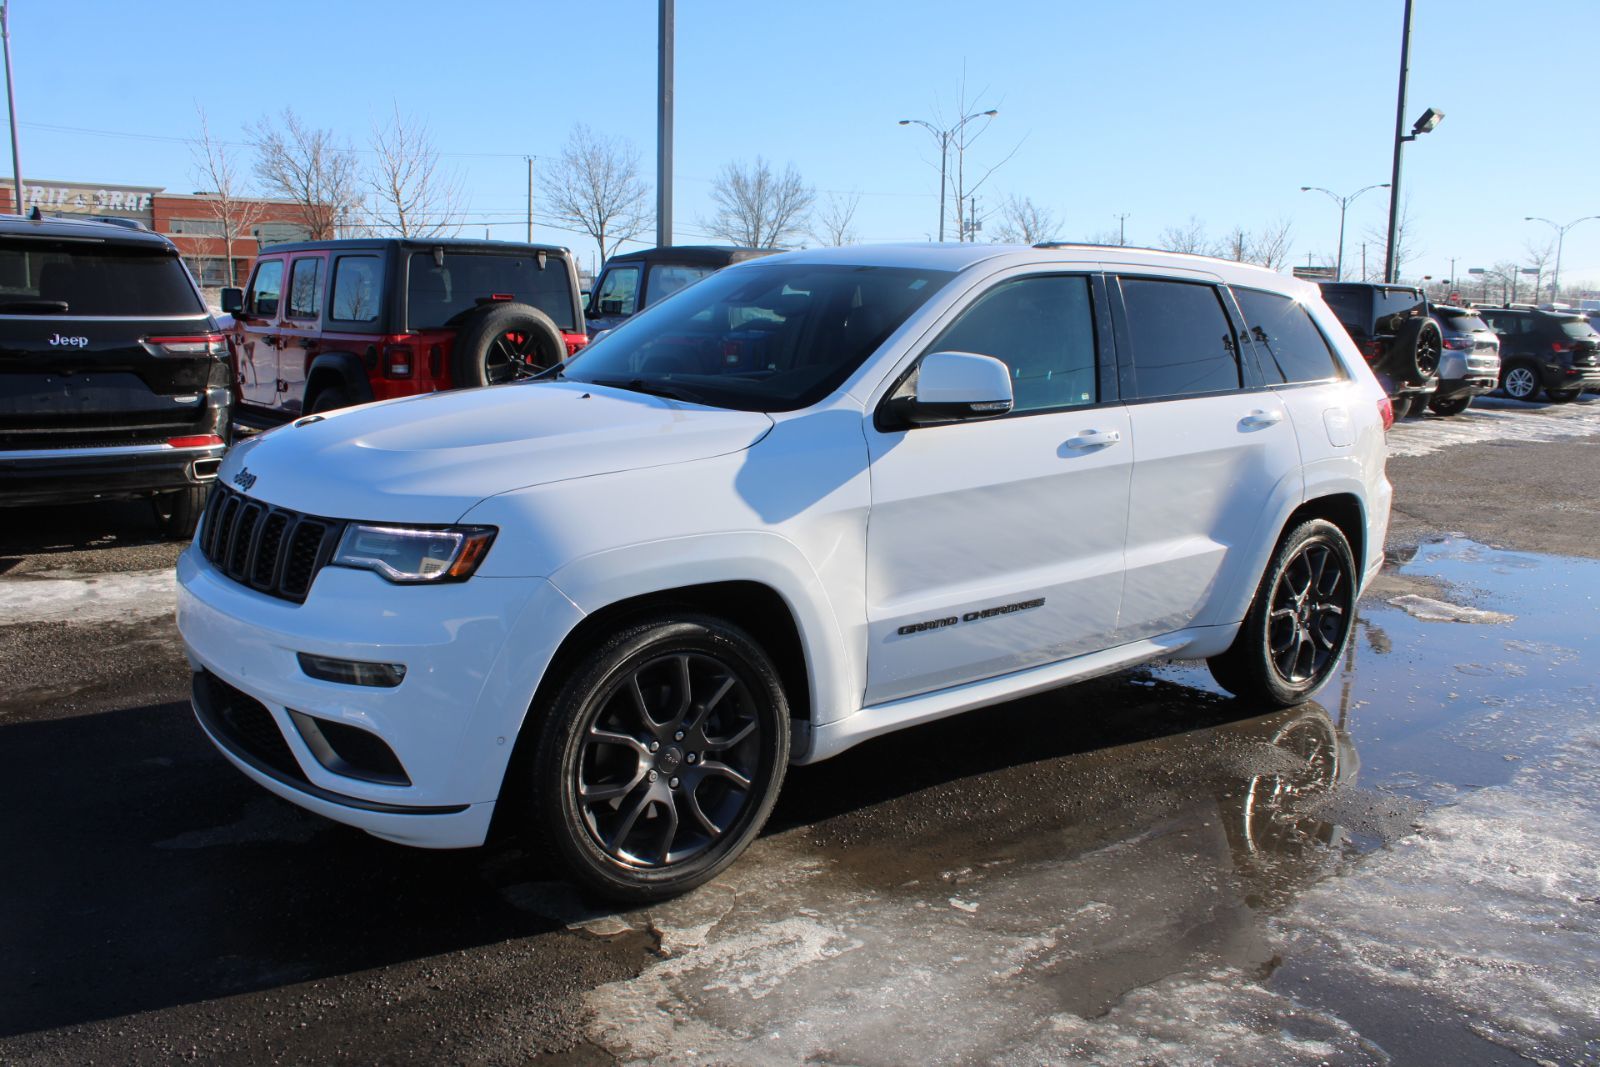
[1317,282,1440,418]
[220,238,588,426]
[0,212,228,537]
[1427,305,1500,416]
[178,243,1390,900]
[585,245,777,335]
[1475,306,1600,402]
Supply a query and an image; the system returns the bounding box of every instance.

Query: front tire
[521,614,790,901]
[1428,394,1471,417]
[1207,519,1357,706]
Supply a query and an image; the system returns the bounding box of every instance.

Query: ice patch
[0,568,176,626]
[1386,399,1600,457]
[1387,594,1514,624]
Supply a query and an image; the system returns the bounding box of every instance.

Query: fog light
[297,653,406,688]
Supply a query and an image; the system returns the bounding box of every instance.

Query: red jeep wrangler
[220,238,588,424]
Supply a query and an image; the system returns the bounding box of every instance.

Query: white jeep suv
[177,243,1391,899]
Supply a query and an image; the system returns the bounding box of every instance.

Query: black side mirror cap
[220,287,244,314]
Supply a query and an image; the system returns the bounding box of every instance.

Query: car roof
[0,211,176,250]
[258,237,572,257]
[605,245,778,267]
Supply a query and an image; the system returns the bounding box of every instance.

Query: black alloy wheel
[523,614,789,901]
[1428,394,1471,417]
[1207,519,1356,706]
[483,330,547,384]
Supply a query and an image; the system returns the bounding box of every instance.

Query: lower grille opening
[193,670,307,784]
[288,711,411,786]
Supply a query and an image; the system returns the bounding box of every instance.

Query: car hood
[217,382,774,522]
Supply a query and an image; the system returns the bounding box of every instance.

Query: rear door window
[1118,277,1242,400]
[285,257,322,321]
[247,259,284,319]
[0,239,204,317]
[407,252,576,330]
[924,275,1098,413]
[330,255,382,325]
[1233,287,1341,384]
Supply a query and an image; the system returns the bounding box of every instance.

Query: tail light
[383,344,414,378]
[166,434,224,448]
[1442,337,1469,350]
[1551,341,1573,354]
[562,332,589,358]
[1362,340,1383,362]
[146,334,225,358]
[1378,395,1395,431]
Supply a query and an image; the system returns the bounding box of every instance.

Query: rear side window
[0,239,204,316]
[285,257,322,320]
[330,255,382,324]
[594,266,639,316]
[247,259,284,318]
[928,275,1097,413]
[1234,288,1340,384]
[1119,278,1241,400]
[407,252,575,330]
[645,264,716,307]
[1558,318,1599,340]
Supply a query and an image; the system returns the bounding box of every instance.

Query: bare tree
[1522,236,1557,299]
[1249,217,1294,271]
[190,106,265,286]
[543,123,651,266]
[363,104,463,238]
[1082,228,1126,247]
[249,108,362,240]
[991,194,1059,244]
[703,158,814,248]
[1219,225,1251,262]
[808,191,861,247]
[1158,216,1214,256]
[1365,197,1420,282]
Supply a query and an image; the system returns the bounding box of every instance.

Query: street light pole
[1,1,23,214]
[1524,215,1598,303]
[899,109,997,244]
[1114,212,1129,246]
[656,0,674,248]
[1301,184,1388,282]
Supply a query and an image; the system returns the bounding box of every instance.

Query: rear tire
[1428,394,1471,417]
[1382,318,1442,384]
[1389,395,1414,420]
[449,303,566,388]
[308,386,352,413]
[517,613,790,902]
[1207,519,1357,707]
[152,485,209,541]
[1502,362,1541,401]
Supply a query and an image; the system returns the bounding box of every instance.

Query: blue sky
[12,0,1600,290]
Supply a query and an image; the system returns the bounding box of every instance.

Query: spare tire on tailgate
[449,302,566,387]
[1378,317,1442,386]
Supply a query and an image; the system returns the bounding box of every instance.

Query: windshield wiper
[590,378,709,404]
[0,299,69,313]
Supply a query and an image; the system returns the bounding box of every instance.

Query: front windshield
[561,262,954,411]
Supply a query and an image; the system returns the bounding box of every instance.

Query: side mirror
[220,287,244,315]
[887,351,1014,428]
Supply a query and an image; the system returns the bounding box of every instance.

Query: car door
[1111,272,1300,642]
[232,256,284,408]
[586,263,640,334]
[274,252,327,415]
[863,271,1130,705]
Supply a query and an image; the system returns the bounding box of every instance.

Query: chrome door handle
[1239,409,1284,430]
[1064,429,1122,450]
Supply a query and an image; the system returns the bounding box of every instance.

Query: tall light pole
[1301,183,1389,281]
[1,1,22,214]
[1382,0,1444,283]
[898,108,997,243]
[1114,212,1129,246]
[656,0,673,248]
[1524,215,1597,303]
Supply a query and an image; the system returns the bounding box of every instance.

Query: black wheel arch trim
[304,351,376,406]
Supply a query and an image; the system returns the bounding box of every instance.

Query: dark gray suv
[1477,307,1600,403]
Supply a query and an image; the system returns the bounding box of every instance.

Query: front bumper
[176,546,585,848]
[0,441,224,506]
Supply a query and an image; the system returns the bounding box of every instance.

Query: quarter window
[285,257,322,320]
[247,259,284,319]
[923,275,1098,413]
[1119,278,1240,400]
[1234,287,1341,384]
[330,255,382,324]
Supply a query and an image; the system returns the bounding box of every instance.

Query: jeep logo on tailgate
[48,333,89,348]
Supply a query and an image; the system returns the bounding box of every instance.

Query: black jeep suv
[0,213,229,537]
[1475,307,1600,403]
[1317,282,1442,418]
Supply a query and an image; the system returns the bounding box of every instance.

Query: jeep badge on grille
[233,468,257,490]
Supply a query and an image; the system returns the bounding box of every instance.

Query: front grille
[199,484,343,603]
[193,670,307,785]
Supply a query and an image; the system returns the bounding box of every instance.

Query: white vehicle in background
[177,243,1391,900]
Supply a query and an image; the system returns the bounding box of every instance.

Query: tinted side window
[247,259,284,318]
[330,255,382,324]
[646,264,716,307]
[595,266,640,316]
[1235,288,1341,384]
[928,275,1097,413]
[1120,278,1240,400]
[285,257,322,320]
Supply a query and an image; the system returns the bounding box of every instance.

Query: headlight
[331,524,496,583]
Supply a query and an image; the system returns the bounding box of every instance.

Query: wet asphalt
[2,402,1599,1064]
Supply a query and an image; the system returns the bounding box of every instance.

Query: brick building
[0,178,312,287]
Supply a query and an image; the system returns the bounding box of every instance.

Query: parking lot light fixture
[1301,183,1389,282]
[1523,215,1598,302]
[899,109,999,244]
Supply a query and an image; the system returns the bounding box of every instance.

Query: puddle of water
[564,539,1600,1064]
